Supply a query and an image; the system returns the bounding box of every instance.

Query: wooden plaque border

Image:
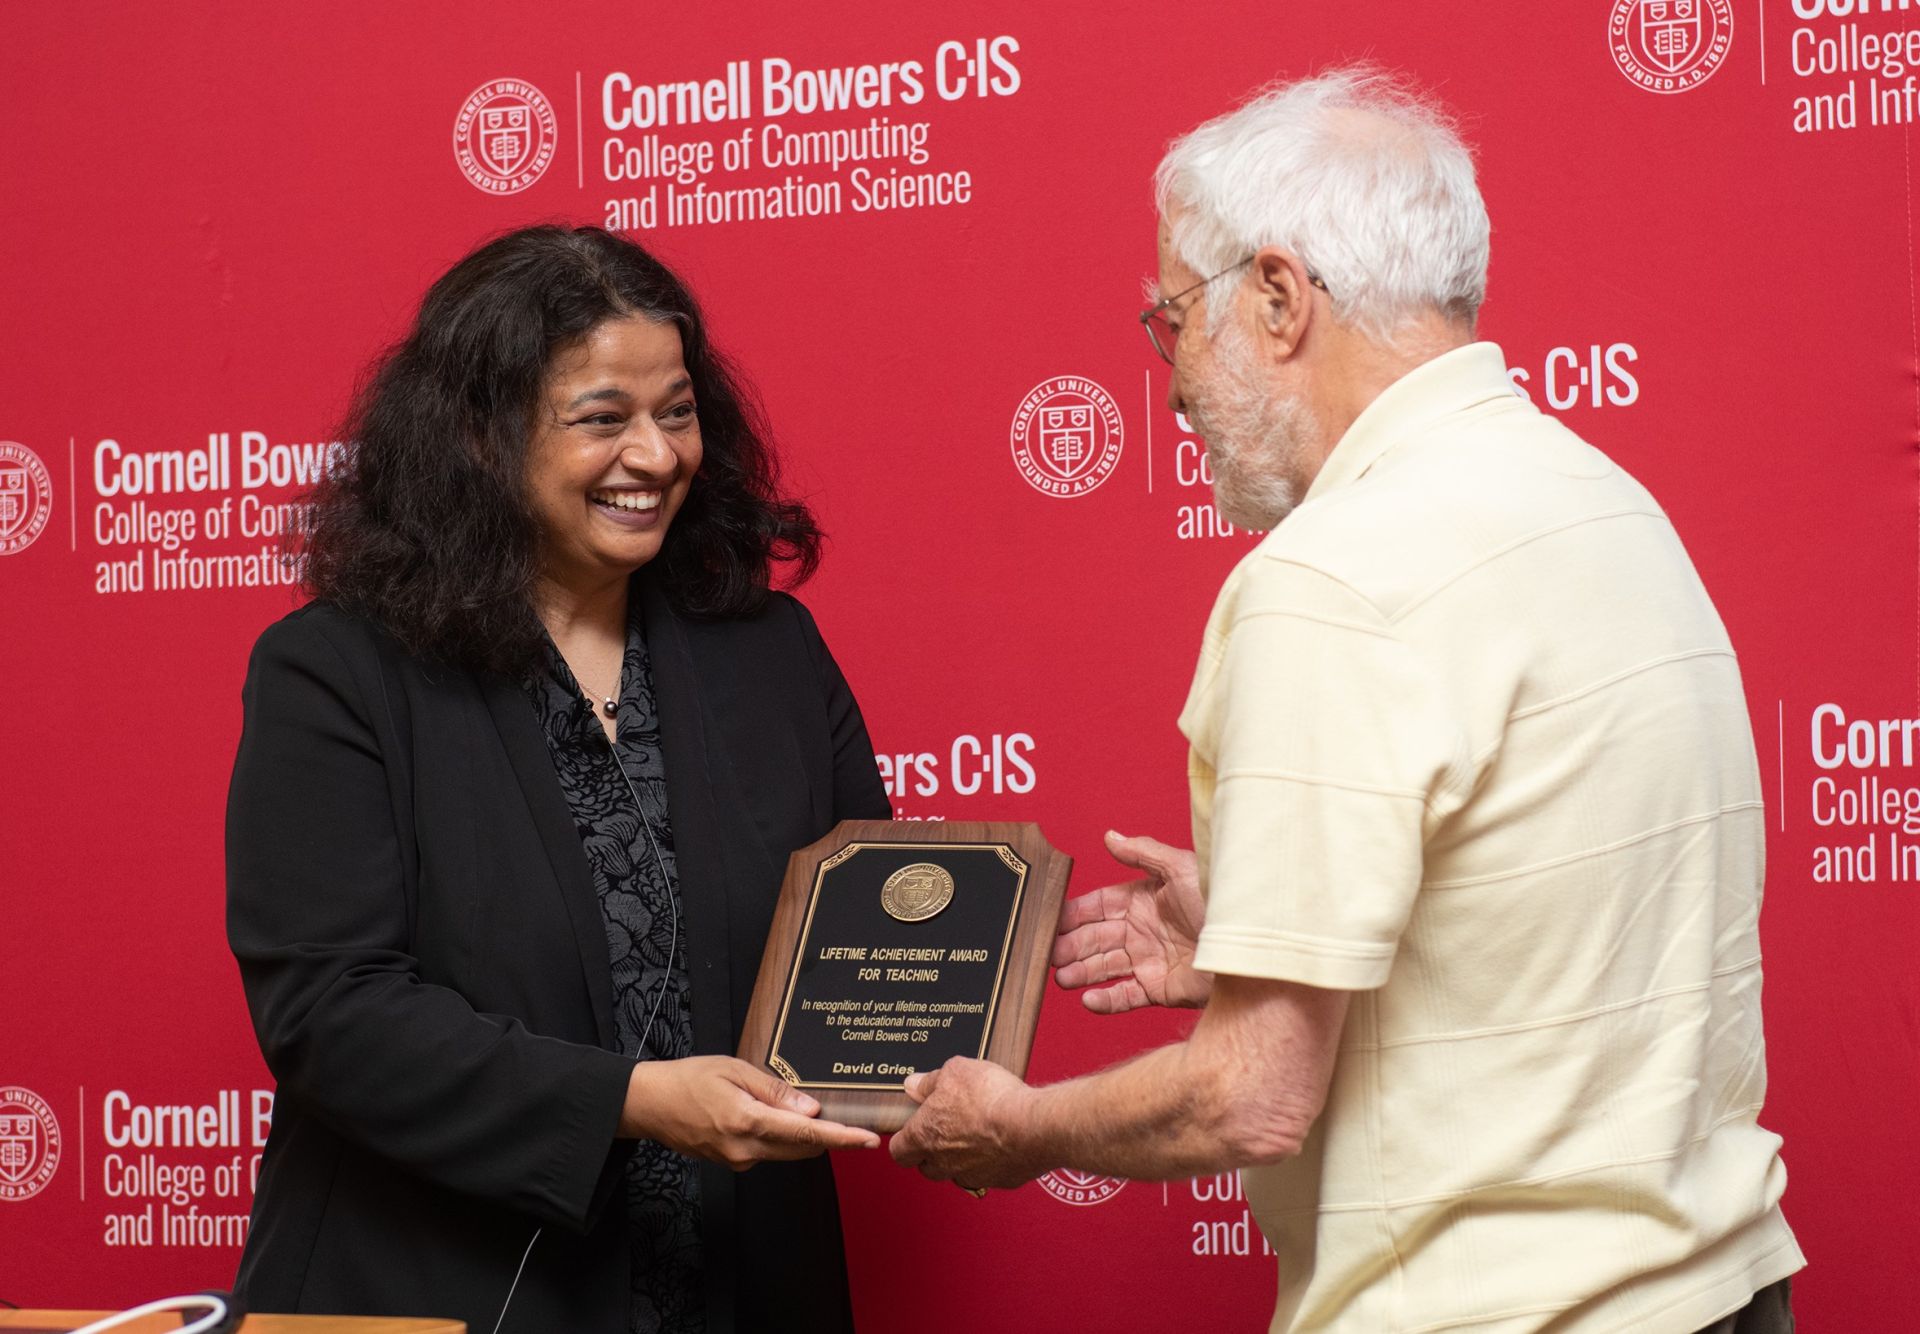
[736,820,1072,1133]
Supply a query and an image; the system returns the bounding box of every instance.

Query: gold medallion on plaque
[881,862,955,922]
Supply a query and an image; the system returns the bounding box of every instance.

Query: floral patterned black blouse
[523,609,702,1334]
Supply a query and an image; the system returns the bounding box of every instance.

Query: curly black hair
[299,225,821,674]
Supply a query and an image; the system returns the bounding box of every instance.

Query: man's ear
[1249,247,1315,358]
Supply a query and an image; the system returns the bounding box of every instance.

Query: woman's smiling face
[524,314,702,594]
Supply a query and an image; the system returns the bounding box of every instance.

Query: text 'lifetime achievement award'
[738,821,1072,1132]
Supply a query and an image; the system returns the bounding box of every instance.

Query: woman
[226,225,886,1332]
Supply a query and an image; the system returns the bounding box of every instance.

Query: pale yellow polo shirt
[1182,343,1803,1333]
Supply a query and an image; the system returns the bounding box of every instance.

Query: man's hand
[621,1056,879,1170]
[888,1058,1049,1191]
[1052,830,1211,1012]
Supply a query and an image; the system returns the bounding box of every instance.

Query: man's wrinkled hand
[1052,830,1211,1012]
[888,1057,1049,1192]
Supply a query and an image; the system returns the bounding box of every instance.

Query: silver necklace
[569,660,620,718]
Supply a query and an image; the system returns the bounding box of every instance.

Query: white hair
[1155,66,1491,342]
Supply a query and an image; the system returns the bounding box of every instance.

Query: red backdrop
[3,2,1916,1327]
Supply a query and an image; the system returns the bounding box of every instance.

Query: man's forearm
[891,975,1343,1189]
[1022,1028,1308,1181]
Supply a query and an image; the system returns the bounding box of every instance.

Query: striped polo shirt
[1183,342,1803,1333]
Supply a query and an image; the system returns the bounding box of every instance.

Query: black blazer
[225,579,888,1331]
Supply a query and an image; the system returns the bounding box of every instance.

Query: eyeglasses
[1138,256,1331,366]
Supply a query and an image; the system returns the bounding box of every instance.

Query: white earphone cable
[489,1226,542,1334]
[68,1294,228,1334]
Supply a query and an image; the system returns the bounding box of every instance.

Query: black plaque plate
[738,821,1072,1132]
[767,842,1027,1089]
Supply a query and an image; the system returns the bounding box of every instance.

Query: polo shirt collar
[1302,341,1514,504]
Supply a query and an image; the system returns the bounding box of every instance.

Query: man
[891,68,1802,1332]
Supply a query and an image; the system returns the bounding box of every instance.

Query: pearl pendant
[601,696,618,718]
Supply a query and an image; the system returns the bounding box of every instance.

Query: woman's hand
[621,1056,879,1169]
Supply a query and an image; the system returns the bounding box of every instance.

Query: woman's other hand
[621,1056,880,1168]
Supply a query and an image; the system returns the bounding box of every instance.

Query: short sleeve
[1191,560,1466,990]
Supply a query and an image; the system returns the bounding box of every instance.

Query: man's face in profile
[1155,213,1212,420]
[1157,213,1304,530]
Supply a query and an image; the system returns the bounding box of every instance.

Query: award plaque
[737,820,1072,1133]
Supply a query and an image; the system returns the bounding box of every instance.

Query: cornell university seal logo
[1038,1168,1127,1206]
[1609,0,1733,94]
[1010,376,1124,499]
[454,78,558,194]
[0,442,53,556]
[882,863,955,923]
[0,1087,61,1202]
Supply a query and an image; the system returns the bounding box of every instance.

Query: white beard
[1186,319,1307,531]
